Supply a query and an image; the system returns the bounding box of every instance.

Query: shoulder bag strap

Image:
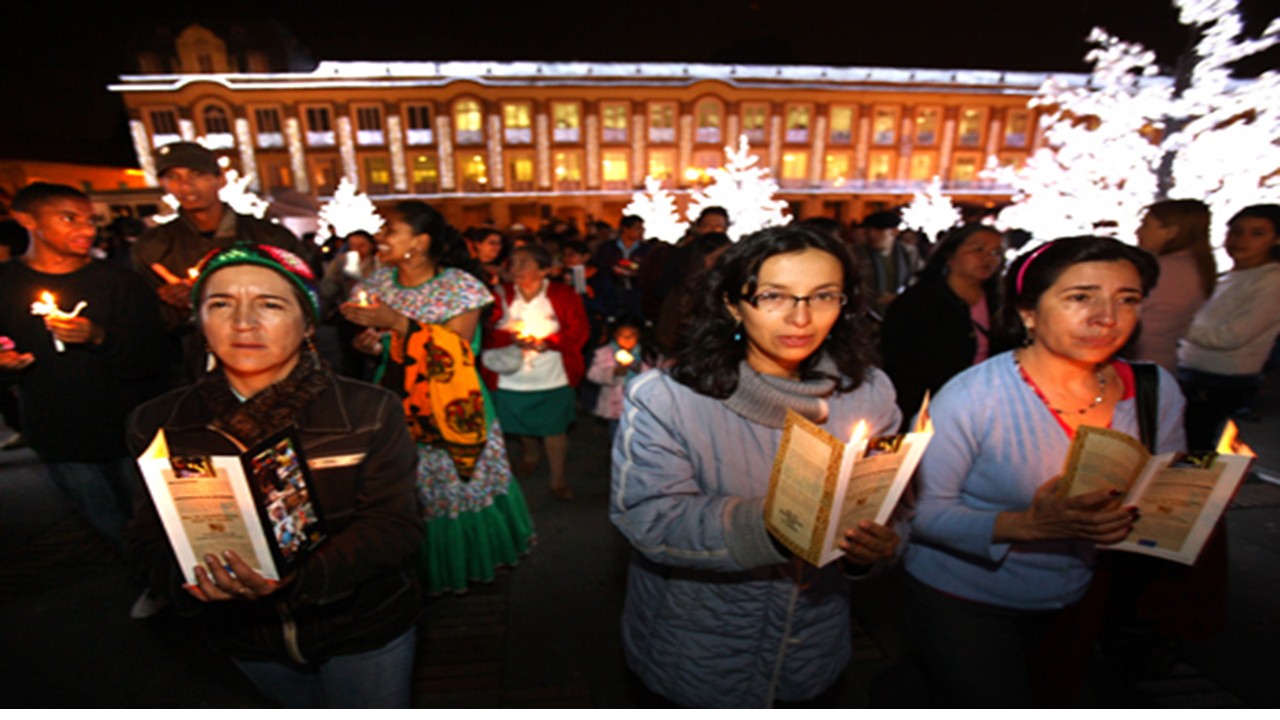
[1131,362,1159,452]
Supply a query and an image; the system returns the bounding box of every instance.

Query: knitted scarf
[196,351,331,448]
[722,357,838,429]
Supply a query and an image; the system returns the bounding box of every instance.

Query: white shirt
[1178,263,1280,376]
[497,280,569,391]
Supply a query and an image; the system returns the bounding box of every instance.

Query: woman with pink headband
[900,236,1185,706]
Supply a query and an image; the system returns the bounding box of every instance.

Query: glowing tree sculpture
[623,176,685,244]
[317,178,385,243]
[993,0,1280,245]
[902,176,962,241]
[686,135,790,240]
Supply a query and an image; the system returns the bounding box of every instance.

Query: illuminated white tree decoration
[316,177,385,243]
[992,0,1280,247]
[623,176,685,244]
[686,135,790,240]
[902,176,962,240]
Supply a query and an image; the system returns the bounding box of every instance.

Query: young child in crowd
[586,315,650,442]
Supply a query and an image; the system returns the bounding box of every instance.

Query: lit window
[200,106,233,149]
[412,154,438,193]
[364,156,390,191]
[823,152,851,183]
[554,150,583,189]
[958,108,985,148]
[647,148,676,182]
[687,150,722,184]
[552,102,581,143]
[872,107,897,146]
[406,105,434,145]
[460,153,488,191]
[1004,109,1030,148]
[868,151,895,181]
[503,102,533,144]
[648,103,676,143]
[742,104,768,144]
[454,100,483,145]
[508,153,535,190]
[785,106,811,144]
[915,108,940,146]
[695,100,721,144]
[829,107,854,145]
[909,153,937,181]
[952,154,980,182]
[602,149,629,188]
[780,151,809,182]
[602,103,629,143]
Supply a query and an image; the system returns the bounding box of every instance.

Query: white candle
[30,291,88,353]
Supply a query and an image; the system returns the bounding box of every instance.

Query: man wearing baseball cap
[132,142,314,379]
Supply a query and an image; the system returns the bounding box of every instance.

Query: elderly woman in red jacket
[484,243,589,500]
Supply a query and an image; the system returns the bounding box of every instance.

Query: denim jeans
[45,457,138,554]
[233,626,417,708]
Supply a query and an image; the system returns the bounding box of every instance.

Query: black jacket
[126,374,423,663]
[880,276,1003,421]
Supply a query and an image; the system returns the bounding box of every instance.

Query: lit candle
[356,290,371,307]
[186,267,200,282]
[30,291,88,353]
[149,263,183,285]
[847,419,870,454]
[1216,420,1256,457]
[514,315,555,343]
[615,348,635,366]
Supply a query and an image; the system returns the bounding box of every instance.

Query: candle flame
[615,348,635,365]
[356,290,370,306]
[912,392,933,434]
[40,291,55,305]
[514,315,556,342]
[1216,420,1256,457]
[187,267,199,281]
[849,419,870,447]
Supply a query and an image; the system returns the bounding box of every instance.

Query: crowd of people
[2,139,1278,708]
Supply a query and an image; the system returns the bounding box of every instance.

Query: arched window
[695,99,722,144]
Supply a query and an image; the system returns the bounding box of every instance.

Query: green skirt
[493,386,577,436]
[419,479,535,595]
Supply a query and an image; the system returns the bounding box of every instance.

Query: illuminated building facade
[110,28,1083,228]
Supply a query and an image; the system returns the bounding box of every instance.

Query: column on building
[284,114,309,194]
[896,105,915,183]
[179,117,196,142]
[678,102,694,186]
[534,101,551,190]
[854,104,872,184]
[938,107,958,184]
[725,102,741,147]
[808,103,828,187]
[584,101,601,190]
[487,102,506,191]
[387,111,408,193]
[984,107,1003,161]
[336,107,357,187]
[234,116,260,192]
[767,103,783,176]
[631,107,647,186]
[130,119,158,186]
[437,111,456,192]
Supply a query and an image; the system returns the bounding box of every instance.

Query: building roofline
[109,59,1100,95]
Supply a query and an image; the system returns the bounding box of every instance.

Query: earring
[733,322,742,343]
[403,250,413,261]
[205,351,217,372]
[305,335,320,361]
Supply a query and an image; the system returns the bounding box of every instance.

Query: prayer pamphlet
[764,406,931,567]
[1057,423,1254,565]
[135,426,327,584]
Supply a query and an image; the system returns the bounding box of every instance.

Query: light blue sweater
[903,351,1186,610]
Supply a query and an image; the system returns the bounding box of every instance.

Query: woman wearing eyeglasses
[610,226,902,708]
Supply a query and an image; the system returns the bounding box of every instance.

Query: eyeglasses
[746,290,847,313]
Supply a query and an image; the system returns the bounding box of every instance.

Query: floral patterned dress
[358,265,534,594]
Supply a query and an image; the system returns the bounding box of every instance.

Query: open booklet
[136,426,328,584]
[764,400,932,568]
[1057,421,1255,565]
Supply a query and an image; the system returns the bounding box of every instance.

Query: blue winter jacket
[610,368,900,707]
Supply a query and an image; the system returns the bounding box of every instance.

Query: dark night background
[2,0,1275,167]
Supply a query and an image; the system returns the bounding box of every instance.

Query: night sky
[2,0,1275,167]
